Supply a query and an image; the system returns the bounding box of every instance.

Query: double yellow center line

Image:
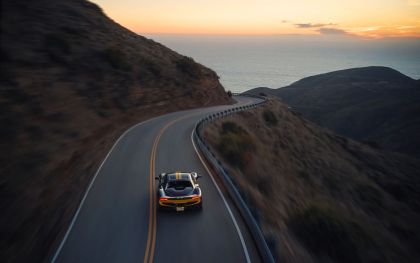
[143,114,196,263]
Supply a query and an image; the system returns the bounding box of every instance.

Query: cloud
[294,23,336,28]
[291,21,356,37]
[318,27,349,35]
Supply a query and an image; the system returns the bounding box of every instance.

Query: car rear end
[158,195,202,211]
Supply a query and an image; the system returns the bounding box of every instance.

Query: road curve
[53,96,263,263]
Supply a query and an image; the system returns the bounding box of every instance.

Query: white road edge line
[51,98,246,262]
[51,115,162,263]
[190,130,252,263]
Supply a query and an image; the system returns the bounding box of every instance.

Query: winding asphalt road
[52,96,263,263]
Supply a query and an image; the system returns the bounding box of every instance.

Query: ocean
[147,35,420,93]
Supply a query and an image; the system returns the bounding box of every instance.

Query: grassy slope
[203,99,420,263]
[247,67,420,158]
[0,0,231,261]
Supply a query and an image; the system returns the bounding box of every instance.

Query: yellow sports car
[155,172,202,211]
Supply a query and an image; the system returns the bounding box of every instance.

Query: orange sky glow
[94,0,420,38]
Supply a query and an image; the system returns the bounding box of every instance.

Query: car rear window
[167,180,192,190]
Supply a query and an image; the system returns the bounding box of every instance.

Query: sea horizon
[146,34,420,93]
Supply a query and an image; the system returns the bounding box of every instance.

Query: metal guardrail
[193,94,275,263]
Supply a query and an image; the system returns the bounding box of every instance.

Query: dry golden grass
[203,98,420,263]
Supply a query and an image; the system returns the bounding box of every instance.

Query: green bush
[218,122,255,168]
[288,205,373,263]
[263,109,278,126]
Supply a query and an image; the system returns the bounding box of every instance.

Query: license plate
[176,207,185,212]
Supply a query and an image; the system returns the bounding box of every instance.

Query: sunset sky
[94,0,420,38]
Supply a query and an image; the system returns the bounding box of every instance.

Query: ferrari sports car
[155,172,202,211]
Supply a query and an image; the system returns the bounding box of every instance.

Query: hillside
[0,0,230,261]
[203,99,420,262]
[248,67,420,158]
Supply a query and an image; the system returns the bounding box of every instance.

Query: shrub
[99,47,131,71]
[288,205,374,263]
[354,181,384,210]
[44,33,71,63]
[138,57,161,78]
[0,109,22,142]
[175,56,200,77]
[0,67,16,85]
[45,33,71,53]
[221,121,246,135]
[263,109,278,126]
[362,140,381,149]
[82,1,104,13]
[218,122,255,168]
[60,26,86,37]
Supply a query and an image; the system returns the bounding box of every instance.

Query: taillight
[159,197,168,201]
[191,195,201,200]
